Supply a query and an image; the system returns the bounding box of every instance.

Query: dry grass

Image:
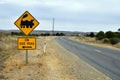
[71,36,120,50]
[0,35,17,61]
[0,35,18,79]
[114,42,120,48]
[1,36,111,80]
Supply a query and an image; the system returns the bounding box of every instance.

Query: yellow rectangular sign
[18,37,36,50]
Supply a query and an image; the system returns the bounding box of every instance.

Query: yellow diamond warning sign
[18,37,36,50]
[14,11,39,36]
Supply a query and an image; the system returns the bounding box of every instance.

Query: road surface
[55,37,120,80]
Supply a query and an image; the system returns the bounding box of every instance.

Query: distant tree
[30,34,39,36]
[85,34,89,37]
[96,30,120,44]
[40,33,44,36]
[46,33,50,36]
[11,32,13,35]
[115,32,120,38]
[105,31,115,38]
[96,31,105,40]
[56,33,60,36]
[11,32,24,36]
[52,33,56,36]
[60,33,65,36]
[89,32,95,37]
[118,28,120,32]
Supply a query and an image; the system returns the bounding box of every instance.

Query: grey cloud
[0,0,120,31]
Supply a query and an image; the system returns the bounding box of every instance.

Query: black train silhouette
[20,14,34,28]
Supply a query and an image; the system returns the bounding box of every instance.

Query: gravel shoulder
[1,36,111,80]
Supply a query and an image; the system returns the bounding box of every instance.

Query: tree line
[87,29,120,45]
[11,32,65,36]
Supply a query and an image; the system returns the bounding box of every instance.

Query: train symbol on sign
[20,14,34,28]
[14,11,39,36]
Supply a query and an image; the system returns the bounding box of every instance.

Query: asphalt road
[55,37,120,80]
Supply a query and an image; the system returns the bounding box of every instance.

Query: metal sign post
[17,37,36,64]
[26,50,28,64]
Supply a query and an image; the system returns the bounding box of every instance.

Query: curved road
[55,37,120,80]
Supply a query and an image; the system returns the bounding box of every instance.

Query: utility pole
[52,18,54,35]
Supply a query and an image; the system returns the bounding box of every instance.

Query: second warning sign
[18,37,36,50]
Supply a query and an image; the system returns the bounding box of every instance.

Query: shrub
[105,31,115,38]
[88,32,95,37]
[115,32,120,38]
[110,38,120,45]
[103,38,110,43]
[118,28,120,32]
[96,31,105,40]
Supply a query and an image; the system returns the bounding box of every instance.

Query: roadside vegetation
[72,28,120,49]
[11,32,65,36]
[0,32,18,79]
[86,28,120,45]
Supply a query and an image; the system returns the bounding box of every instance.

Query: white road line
[94,49,102,53]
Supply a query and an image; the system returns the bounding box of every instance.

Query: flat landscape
[1,0,120,80]
[0,36,111,80]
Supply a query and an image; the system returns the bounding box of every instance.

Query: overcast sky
[0,0,120,32]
